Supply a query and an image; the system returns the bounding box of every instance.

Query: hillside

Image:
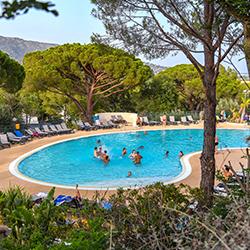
[0,36,57,63]
[0,36,166,73]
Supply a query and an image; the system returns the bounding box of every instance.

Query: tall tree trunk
[200,49,217,206]
[244,21,250,78]
[86,91,94,123]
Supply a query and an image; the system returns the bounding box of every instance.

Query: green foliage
[135,75,179,113]
[0,0,58,19]
[140,64,243,112]
[218,0,250,20]
[0,50,25,92]
[0,183,250,249]
[23,43,152,120]
[0,88,21,130]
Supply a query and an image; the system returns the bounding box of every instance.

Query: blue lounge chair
[7,132,26,144]
[14,130,31,140]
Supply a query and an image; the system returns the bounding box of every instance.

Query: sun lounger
[180,116,189,125]
[187,115,198,124]
[107,120,120,128]
[42,125,57,135]
[7,132,26,144]
[25,129,39,137]
[75,120,85,130]
[55,124,70,134]
[61,123,73,133]
[94,120,106,129]
[34,127,48,137]
[111,115,119,124]
[214,183,228,197]
[84,122,96,130]
[117,115,127,124]
[0,134,11,148]
[101,119,113,128]
[49,125,62,134]
[169,116,178,125]
[14,130,31,140]
[142,116,160,126]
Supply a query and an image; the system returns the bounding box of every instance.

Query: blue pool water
[18,129,249,188]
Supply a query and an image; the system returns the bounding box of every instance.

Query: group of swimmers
[94,145,143,165]
[94,146,110,164]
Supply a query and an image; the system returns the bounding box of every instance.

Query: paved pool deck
[0,122,249,199]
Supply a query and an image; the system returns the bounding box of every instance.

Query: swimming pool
[13,129,249,189]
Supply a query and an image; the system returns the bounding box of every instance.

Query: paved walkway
[0,122,248,198]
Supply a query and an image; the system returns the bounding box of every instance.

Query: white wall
[95,112,138,127]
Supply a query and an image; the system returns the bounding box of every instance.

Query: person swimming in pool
[94,147,98,158]
[137,145,144,150]
[97,139,101,145]
[179,151,184,158]
[134,151,143,165]
[127,171,132,177]
[122,147,127,156]
[98,146,103,157]
[103,155,110,164]
[129,149,136,159]
[165,150,169,158]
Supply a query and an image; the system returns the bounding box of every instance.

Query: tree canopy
[0,0,58,19]
[91,0,244,205]
[218,0,250,78]
[23,43,152,121]
[0,50,25,92]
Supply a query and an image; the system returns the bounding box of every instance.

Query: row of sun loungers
[0,123,73,149]
[76,120,120,131]
[141,115,198,126]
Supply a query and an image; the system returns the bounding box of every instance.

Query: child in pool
[122,147,127,156]
[127,171,132,177]
[129,149,136,159]
[94,147,98,158]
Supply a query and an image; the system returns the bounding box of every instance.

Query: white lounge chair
[187,115,198,124]
[49,125,62,134]
[181,116,189,125]
[142,116,160,126]
[55,124,69,134]
[42,125,56,135]
[61,123,73,133]
[0,134,11,148]
[34,127,48,136]
[169,116,177,125]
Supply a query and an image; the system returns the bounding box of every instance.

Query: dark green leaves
[0,50,25,92]
[0,0,58,19]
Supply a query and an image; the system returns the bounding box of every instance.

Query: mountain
[0,36,57,63]
[0,36,166,73]
[145,62,167,74]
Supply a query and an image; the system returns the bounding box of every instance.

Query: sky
[0,0,248,75]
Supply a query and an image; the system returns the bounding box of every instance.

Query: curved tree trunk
[86,89,94,123]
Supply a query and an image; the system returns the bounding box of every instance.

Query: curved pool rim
[8,128,249,190]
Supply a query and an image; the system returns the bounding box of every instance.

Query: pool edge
[8,129,249,191]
